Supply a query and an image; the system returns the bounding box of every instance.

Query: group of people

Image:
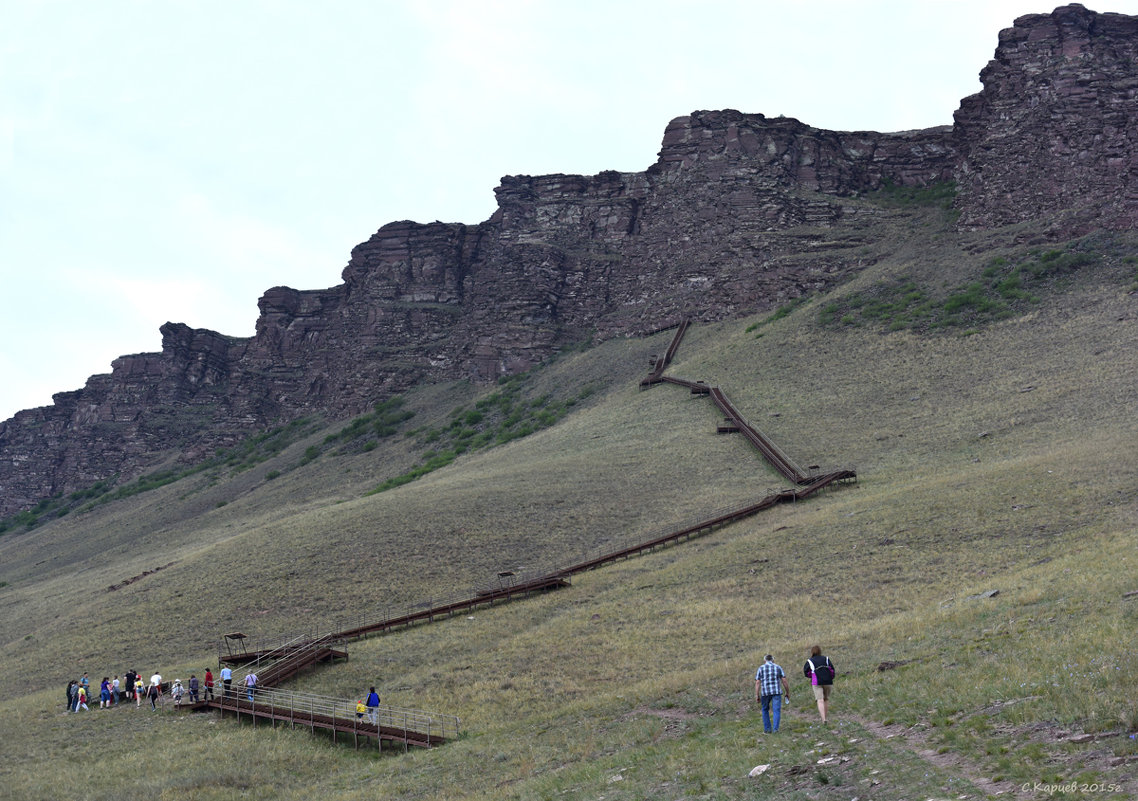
[66,665,374,722]
[753,645,836,733]
[211,665,257,701]
[355,687,381,724]
[66,670,162,712]
[66,667,222,713]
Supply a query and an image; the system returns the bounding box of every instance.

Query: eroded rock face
[2,4,1135,517]
[954,4,1138,232]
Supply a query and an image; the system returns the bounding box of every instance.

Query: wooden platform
[194,693,455,750]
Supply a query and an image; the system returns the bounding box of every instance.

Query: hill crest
[3,3,1137,517]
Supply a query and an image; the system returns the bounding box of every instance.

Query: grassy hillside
[2,202,1137,800]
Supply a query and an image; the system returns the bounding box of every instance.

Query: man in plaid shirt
[754,654,790,733]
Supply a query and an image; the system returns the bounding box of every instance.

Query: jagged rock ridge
[2,4,1137,518]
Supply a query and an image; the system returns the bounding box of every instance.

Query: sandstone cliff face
[954,4,1138,231]
[1,4,1134,517]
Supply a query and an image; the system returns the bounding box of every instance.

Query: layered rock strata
[3,4,1136,517]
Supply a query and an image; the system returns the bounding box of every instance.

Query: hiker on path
[754,654,790,733]
[203,668,215,701]
[66,680,77,712]
[171,679,185,707]
[188,674,200,703]
[149,672,163,710]
[112,675,121,704]
[365,686,381,725]
[220,665,232,699]
[75,685,89,712]
[99,677,112,708]
[79,673,90,702]
[803,645,836,724]
[244,671,257,702]
[124,670,136,701]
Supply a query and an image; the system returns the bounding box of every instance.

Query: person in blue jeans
[754,654,790,733]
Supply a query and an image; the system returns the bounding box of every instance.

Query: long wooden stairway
[193,318,854,752]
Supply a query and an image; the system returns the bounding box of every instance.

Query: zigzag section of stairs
[202,319,855,751]
[311,318,855,640]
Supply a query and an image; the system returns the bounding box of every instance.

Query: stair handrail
[212,684,460,741]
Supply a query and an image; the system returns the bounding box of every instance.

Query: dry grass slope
[2,207,1137,800]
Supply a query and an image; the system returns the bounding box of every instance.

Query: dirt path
[845,712,1033,800]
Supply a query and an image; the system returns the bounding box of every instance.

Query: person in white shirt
[148,672,162,710]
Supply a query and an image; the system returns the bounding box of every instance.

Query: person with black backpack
[803,645,836,724]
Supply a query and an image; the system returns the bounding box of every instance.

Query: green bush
[820,241,1103,335]
[747,297,809,333]
[871,179,957,209]
[368,376,597,495]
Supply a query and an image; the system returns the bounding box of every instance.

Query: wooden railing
[208,685,459,749]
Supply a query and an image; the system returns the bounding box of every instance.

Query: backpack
[808,657,834,685]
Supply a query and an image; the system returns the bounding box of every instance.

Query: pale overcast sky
[2,0,1132,422]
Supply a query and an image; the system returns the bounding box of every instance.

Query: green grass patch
[869,178,957,210]
[322,396,416,452]
[0,417,321,535]
[819,239,1106,333]
[746,297,809,334]
[366,375,596,495]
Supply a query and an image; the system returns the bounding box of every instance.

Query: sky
[3,0,1134,423]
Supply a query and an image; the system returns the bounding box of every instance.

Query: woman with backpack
[148,675,161,711]
[803,645,836,724]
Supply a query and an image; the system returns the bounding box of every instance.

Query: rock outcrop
[2,4,1136,518]
[954,4,1138,231]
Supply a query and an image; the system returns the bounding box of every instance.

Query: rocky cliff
[3,4,1137,518]
[954,3,1138,231]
